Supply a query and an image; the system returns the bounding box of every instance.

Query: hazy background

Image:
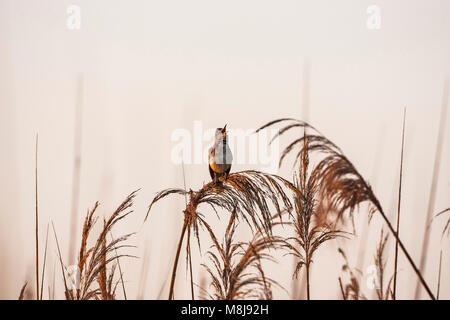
[0,0,449,299]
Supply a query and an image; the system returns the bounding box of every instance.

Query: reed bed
[22,116,447,300]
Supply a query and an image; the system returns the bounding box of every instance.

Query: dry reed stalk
[258,118,436,299]
[77,190,138,300]
[51,221,71,299]
[436,208,450,237]
[52,190,138,300]
[393,108,406,299]
[437,250,442,299]
[338,277,346,300]
[51,260,56,299]
[97,220,108,300]
[77,202,98,295]
[374,230,391,300]
[282,130,346,300]
[186,222,194,300]
[415,80,448,299]
[18,282,28,300]
[338,248,365,300]
[290,257,303,299]
[34,134,39,300]
[168,216,188,300]
[40,223,49,300]
[257,259,274,300]
[433,208,449,300]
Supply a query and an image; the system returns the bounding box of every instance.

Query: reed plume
[281,130,346,299]
[145,170,294,299]
[53,190,138,300]
[415,80,448,298]
[374,229,393,300]
[393,108,406,299]
[34,134,39,300]
[202,211,282,300]
[437,250,442,299]
[338,248,365,300]
[258,118,436,299]
[18,282,28,300]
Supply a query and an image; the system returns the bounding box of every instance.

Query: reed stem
[168,216,188,300]
[375,202,435,299]
[393,108,406,299]
[305,262,310,300]
[415,80,448,298]
[35,134,39,300]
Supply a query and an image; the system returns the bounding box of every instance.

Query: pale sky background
[0,0,449,299]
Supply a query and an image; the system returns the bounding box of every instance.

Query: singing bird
[208,125,233,183]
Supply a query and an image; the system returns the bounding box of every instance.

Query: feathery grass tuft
[338,248,365,300]
[202,212,283,300]
[281,130,347,299]
[77,190,138,300]
[258,118,436,299]
[52,190,138,300]
[374,229,392,300]
[146,170,295,299]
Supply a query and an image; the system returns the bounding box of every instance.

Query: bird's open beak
[221,124,227,134]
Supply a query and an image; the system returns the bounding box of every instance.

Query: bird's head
[215,124,228,142]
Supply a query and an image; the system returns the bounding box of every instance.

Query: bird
[208,124,233,183]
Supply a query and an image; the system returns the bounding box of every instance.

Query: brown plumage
[209,125,232,183]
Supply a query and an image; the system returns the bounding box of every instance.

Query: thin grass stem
[393,108,406,299]
[168,216,188,300]
[40,223,49,300]
[35,134,39,300]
